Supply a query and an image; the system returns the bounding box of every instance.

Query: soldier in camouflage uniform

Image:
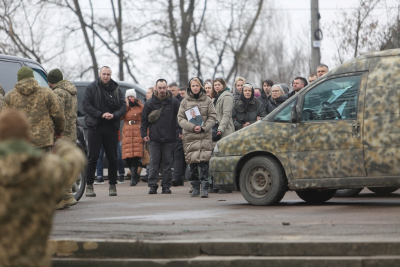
[0,109,86,267]
[48,68,79,210]
[3,66,65,151]
[0,84,5,112]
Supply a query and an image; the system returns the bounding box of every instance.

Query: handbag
[142,142,150,165]
[212,122,221,142]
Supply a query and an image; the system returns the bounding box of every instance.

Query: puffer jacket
[232,97,266,131]
[214,89,235,139]
[121,101,144,159]
[266,94,288,114]
[52,80,78,144]
[178,90,216,164]
[3,78,65,148]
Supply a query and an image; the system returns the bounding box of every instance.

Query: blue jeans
[96,141,125,177]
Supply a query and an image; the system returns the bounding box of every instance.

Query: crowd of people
[0,64,331,203]
[83,64,330,199]
[0,63,329,266]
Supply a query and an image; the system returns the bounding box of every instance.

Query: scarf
[129,98,140,107]
[213,87,230,106]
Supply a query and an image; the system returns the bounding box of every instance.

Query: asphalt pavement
[51,181,400,242]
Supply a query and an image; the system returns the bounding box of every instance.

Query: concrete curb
[49,239,400,259]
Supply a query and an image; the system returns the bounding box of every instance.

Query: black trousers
[125,157,140,169]
[86,124,119,185]
[148,140,173,188]
[173,135,186,182]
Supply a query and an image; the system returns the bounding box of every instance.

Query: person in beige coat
[211,77,235,193]
[178,77,216,198]
[213,77,235,140]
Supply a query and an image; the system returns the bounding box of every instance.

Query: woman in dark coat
[233,83,266,131]
[267,84,288,114]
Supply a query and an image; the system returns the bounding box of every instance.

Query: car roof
[72,80,147,95]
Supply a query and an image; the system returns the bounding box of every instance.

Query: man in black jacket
[141,79,180,194]
[169,82,186,187]
[82,66,126,197]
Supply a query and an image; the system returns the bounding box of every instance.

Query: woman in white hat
[121,89,144,186]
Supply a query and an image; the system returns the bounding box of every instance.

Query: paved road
[51,182,400,242]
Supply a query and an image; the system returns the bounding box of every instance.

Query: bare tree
[0,0,67,64]
[326,0,390,64]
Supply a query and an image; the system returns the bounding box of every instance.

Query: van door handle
[352,122,360,138]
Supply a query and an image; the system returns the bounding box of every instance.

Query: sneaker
[86,184,96,197]
[148,186,158,194]
[109,184,117,196]
[94,177,105,185]
[55,198,77,210]
[118,175,125,184]
[162,187,172,194]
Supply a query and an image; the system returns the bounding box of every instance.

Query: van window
[0,61,21,92]
[32,68,49,87]
[273,97,297,122]
[302,75,361,121]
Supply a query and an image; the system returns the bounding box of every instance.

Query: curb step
[50,240,400,266]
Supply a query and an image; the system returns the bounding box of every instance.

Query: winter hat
[125,89,137,98]
[0,109,30,142]
[17,66,34,82]
[48,69,63,84]
[279,83,290,94]
[0,84,4,96]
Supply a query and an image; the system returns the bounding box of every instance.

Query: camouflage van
[210,49,400,205]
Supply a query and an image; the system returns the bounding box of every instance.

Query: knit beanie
[47,69,63,84]
[17,66,34,82]
[125,89,137,98]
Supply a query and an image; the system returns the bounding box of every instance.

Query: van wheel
[334,188,363,197]
[367,187,399,195]
[296,189,337,204]
[72,167,86,201]
[239,156,287,206]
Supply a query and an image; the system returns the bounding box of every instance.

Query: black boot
[130,167,137,186]
[201,181,209,198]
[190,181,200,197]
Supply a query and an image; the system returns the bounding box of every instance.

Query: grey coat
[178,90,216,164]
[232,97,266,131]
[214,89,235,139]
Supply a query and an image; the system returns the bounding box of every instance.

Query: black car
[0,54,88,201]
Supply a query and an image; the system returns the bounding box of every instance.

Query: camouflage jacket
[3,78,65,148]
[0,140,86,267]
[52,80,78,144]
[0,94,4,113]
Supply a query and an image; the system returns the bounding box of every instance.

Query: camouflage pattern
[0,94,4,113]
[52,80,78,144]
[210,48,400,192]
[0,140,86,267]
[0,84,4,96]
[3,77,65,148]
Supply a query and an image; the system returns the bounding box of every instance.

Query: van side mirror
[291,104,298,123]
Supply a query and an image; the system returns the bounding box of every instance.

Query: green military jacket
[0,140,86,267]
[3,78,65,148]
[52,80,78,144]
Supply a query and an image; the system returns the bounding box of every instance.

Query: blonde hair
[234,76,246,86]
[190,77,204,89]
